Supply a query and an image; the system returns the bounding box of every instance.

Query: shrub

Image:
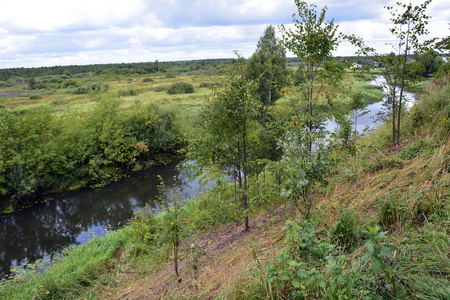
[164,73,176,79]
[29,94,42,100]
[378,194,405,229]
[167,82,194,95]
[0,82,13,88]
[72,83,109,94]
[399,139,427,160]
[142,77,154,82]
[153,86,168,92]
[199,81,221,88]
[60,80,79,89]
[51,98,66,106]
[117,89,138,97]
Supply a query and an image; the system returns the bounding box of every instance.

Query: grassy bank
[1,74,448,299]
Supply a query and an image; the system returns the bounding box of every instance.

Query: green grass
[0,228,134,299]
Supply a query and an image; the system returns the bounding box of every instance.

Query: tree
[279,0,344,153]
[189,58,259,231]
[277,1,348,218]
[415,50,444,77]
[351,1,435,145]
[349,91,369,132]
[245,25,287,106]
[387,0,435,145]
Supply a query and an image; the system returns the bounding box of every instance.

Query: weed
[331,210,362,251]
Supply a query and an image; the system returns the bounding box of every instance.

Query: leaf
[280,273,291,281]
[292,279,301,288]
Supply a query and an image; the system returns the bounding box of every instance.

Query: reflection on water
[326,76,416,134]
[0,161,209,278]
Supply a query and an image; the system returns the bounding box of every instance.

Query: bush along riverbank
[0,95,185,214]
[1,75,449,299]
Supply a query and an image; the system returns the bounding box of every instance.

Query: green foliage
[262,219,368,299]
[28,94,42,100]
[399,139,428,160]
[349,90,369,132]
[0,97,182,210]
[361,225,395,280]
[412,50,444,78]
[188,58,262,231]
[0,228,132,299]
[378,194,406,229]
[153,85,168,92]
[435,62,450,78]
[199,81,221,88]
[279,1,339,69]
[167,82,194,94]
[72,82,109,94]
[244,25,287,106]
[182,181,239,232]
[278,141,334,218]
[28,77,47,90]
[331,211,362,251]
[117,89,138,97]
[164,73,177,79]
[128,204,158,242]
[142,77,154,82]
[408,76,450,143]
[157,176,184,276]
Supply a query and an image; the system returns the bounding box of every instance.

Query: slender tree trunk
[243,123,249,231]
[234,176,237,206]
[397,20,411,145]
[392,84,397,145]
[173,232,179,276]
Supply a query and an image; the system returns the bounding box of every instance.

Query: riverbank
[1,75,449,299]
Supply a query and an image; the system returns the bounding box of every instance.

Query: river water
[326,76,416,134]
[0,162,210,279]
[0,76,416,279]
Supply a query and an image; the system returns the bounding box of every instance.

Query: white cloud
[0,0,146,32]
[0,0,448,68]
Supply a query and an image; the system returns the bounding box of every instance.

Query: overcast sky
[0,0,448,69]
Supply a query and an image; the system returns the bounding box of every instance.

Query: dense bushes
[117,89,138,97]
[72,83,109,94]
[167,82,194,94]
[199,81,221,88]
[0,98,183,211]
[409,74,450,138]
[142,77,154,82]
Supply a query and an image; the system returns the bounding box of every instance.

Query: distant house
[351,63,362,69]
[368,60,380,67]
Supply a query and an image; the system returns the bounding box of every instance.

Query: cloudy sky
[0,0,449,68]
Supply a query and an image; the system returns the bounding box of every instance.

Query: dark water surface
[0,161,208,278]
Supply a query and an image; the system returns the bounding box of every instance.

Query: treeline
[0,97,184,212]
[0,58,235,82]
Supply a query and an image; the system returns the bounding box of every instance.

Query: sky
[0,0,449,69]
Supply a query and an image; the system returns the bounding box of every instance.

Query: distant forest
[0,56,379,82]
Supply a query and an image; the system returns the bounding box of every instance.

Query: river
[326,76,416,134]
[0,161,210,279]
[0,76,416,280]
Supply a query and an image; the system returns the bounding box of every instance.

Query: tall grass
[0,228,133,299]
